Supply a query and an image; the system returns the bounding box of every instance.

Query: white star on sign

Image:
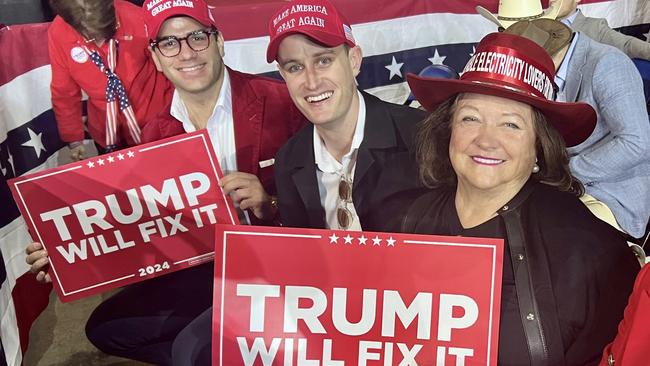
[329,233,339,243]
[344,234,353,244]
[86,161,95,168]
[385,56,404,80]
[21,128,46,158]
[644,30,650,42]
[428,49,447,66]
[358,235,368,245]
[372,236,382,246]
[97,158,105,166]
[469,46,476,57]
[386,237,396,247]
[117,153,125,160]
[127,150,135,158]
[107,156,115,163]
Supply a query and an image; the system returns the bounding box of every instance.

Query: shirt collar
[171,68,231,132]
[560,9,580,26]
[313,90,366,174]
[554,32,579,93]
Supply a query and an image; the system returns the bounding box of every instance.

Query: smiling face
[276,34,362,130]
[151,16,225,98]
[449,93,537,197]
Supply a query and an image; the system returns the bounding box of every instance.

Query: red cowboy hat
[407,32,595,147]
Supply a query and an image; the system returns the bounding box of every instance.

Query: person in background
[383,31,639,365]
[505,19,650,240]
[268,0,426,231]
[550,0,650,60]
[48,0,172,158]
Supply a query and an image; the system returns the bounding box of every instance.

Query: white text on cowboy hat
[463,51,554,100]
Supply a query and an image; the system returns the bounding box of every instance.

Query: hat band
[497,11,544,22]
[461,45,557,100]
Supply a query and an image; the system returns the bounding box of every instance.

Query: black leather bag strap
[499,184,565,366]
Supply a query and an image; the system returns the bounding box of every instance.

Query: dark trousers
[85,263,213,366]
[172,307,212,366]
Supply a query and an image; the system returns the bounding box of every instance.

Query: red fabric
[0,23,51,86]
[206,0,615,41]
[143,0,218,40]
[48,0,172,147]
[142,67,306,224]
[601,264,650,365]
[266,0,356,63]
[12,274,52,354]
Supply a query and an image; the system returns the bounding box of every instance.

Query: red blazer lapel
[228,67,263,177]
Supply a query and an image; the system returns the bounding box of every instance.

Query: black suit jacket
[274,91,426,229]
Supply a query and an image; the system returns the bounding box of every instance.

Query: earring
[532,157,540,173]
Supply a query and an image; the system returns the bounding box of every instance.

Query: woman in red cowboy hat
[372,32,640,365]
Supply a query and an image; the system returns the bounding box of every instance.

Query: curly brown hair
[415,95,584,195]
[50,0,116,41]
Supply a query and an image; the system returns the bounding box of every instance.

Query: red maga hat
[142,0,218,39]
[266,0,356,63]
[407,32,596,147]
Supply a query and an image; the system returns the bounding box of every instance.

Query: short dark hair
[415,95,584,195]
[50,0,116,41]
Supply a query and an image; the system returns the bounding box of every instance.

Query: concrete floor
[23,289,149,366]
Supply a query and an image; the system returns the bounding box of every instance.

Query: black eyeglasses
[151,28,218,58]
[337,177,353,229]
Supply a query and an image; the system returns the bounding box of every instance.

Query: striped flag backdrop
[1,0,648,364]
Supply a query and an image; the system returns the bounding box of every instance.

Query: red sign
[213,225,503,366]
[10,131,239,302]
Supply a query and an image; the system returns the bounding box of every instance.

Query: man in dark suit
[266,0,426,230]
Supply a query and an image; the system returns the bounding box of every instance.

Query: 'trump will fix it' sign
[212,225,504,366]
[10,131,239,302]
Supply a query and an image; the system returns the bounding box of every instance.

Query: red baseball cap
[142,0,218,39]
[407,32,596,147]
[266,0,356,63]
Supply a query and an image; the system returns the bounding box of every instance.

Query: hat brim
[406,73,596,147]
[266,29,354,63]
[476,1,562,30]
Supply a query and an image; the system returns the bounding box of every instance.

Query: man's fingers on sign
[25,242,52,283]
[220,172,273,219]
[220,172,262,197]
[69,143,86,161]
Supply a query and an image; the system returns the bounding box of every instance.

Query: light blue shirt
[560,9,580,26]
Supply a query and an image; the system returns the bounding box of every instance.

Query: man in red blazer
[27,0,305,365]
[85,1,306,364]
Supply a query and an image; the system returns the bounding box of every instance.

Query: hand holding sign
[11,131,239,302]
[25,242,51,283]
[213,225,504,365]
[220,172,276,220]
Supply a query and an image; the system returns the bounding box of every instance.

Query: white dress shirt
[313,90,366,231]
[171,70,250,223]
